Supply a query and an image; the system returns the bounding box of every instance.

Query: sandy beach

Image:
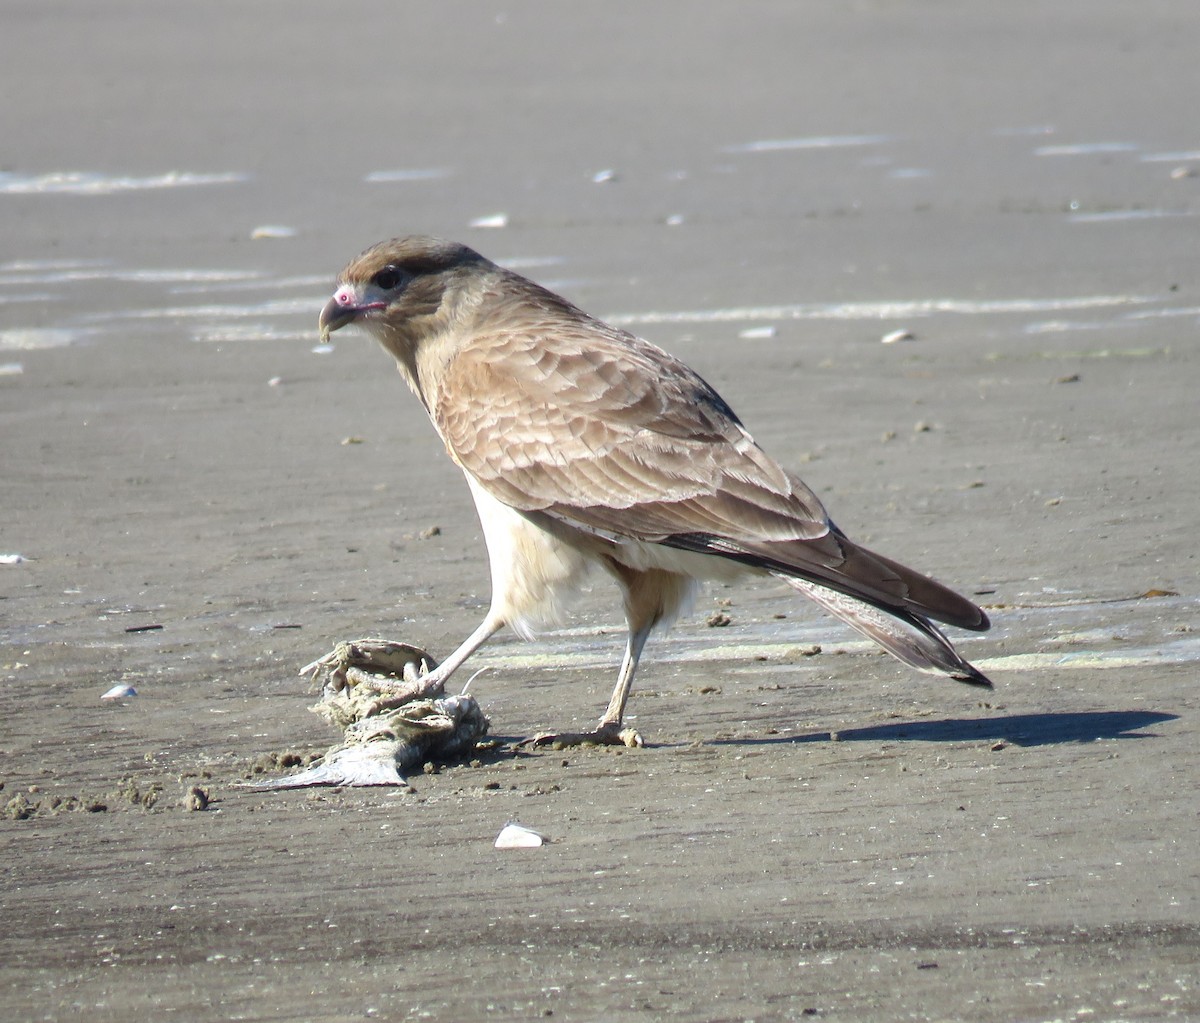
[2,2,1198,1020]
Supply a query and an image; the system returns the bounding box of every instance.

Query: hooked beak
[318,286,385,342]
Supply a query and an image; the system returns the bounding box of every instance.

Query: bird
[318,236,992,747]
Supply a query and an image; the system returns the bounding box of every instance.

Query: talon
[518,723,644,749]
[302,640,441,699]
[617,727,644,748]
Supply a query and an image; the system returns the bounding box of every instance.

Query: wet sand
[2,3,1198,1020]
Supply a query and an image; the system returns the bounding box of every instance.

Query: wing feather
[436,319,825,535]
[433,295,984,631]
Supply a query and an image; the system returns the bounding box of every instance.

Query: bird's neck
[374,280,489,414]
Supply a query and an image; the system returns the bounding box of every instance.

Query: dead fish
[247,693,488,788]
[251,640,488,788]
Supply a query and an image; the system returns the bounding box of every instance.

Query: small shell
[0,554,26,565]
[101,684,138,700]
[250,225,297,239]
[494,822,545,849]
[469,213,509,229]
[881,329,915,344]
[738,326,776,339]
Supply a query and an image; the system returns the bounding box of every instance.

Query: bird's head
[318,235,489,344]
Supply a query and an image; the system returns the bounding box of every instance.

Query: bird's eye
[372,265,404,290]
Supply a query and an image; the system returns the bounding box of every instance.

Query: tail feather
[662,529,989,633]
[779,574,992,687]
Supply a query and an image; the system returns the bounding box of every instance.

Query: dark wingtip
[954,664,994,688]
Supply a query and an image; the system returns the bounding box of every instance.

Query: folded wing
[434,303,987,636]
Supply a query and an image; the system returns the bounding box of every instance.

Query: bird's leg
[521,619,652,749]
[360,615,503,713]
[593,618,654,745]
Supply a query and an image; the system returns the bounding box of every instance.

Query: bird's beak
[319,285,390,341]
[319,292,358,342]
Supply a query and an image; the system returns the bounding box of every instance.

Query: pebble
[185,786,211,811]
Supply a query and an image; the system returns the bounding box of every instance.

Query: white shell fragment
[592,169,617,184]
[495,823,546,849]
[0,553,27,565]
[250,225,297,239]
[738,326,777,339]
[469,212,509,229]
[881,329,916,344]
[101,684,138,700]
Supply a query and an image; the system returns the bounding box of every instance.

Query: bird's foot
[300,639,444,712]
[519,722,644,750]
[359,683,441,717]
[358,664,450,716]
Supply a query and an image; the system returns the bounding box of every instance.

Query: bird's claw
[300,639,441,701]
[518,723,644,750]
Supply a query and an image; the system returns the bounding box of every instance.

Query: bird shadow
[710,710,1179,749]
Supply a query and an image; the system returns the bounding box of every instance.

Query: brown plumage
[318,236,991,746]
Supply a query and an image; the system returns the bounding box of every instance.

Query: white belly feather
[463,473,750,640]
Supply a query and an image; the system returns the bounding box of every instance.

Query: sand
[2,2,1198,1020]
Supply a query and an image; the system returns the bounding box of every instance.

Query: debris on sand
[248,639,490,789]
[101,683,138,700]
[468,212,508,229]
[494,822,546,848]
[185,786,211,811]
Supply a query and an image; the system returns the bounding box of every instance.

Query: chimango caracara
[318,236,991,747]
